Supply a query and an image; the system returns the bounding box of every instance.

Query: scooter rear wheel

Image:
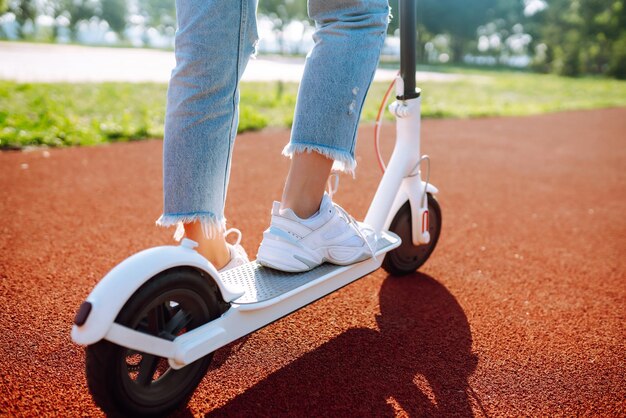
[382,193,442,275]
[85,267,226,417]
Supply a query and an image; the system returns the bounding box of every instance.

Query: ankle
[199,244,231,270]
[281,196,322,219]
[281,151,333,219]
[183,222,231,269]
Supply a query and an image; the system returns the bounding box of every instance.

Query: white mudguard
[71,240,244,346]
[385,176,438,231]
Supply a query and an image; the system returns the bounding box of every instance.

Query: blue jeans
[157,0,389,238]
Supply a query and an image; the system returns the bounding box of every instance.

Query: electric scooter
[71,1,442,415]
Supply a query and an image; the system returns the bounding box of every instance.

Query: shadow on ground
[194,273,482,417]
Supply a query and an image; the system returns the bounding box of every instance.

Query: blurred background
[1,0,625,149]
[2,0,625,77]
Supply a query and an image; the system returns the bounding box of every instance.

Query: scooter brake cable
[374,72,400,173]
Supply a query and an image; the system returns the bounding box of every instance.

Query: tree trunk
[450,36,465,64]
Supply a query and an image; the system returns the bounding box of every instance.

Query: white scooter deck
[221,231,400,306]
[103,230,401,368]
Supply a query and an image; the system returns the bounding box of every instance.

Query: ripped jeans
[157,0,389,238]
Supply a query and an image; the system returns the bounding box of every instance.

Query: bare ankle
[196,244,231,270]
[281,196,322,219]
[183,222,231,269]
[281,152,333,219]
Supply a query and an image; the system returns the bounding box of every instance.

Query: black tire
[382,193,442,276]
[85,267,227,417]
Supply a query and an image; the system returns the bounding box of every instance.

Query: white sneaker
[219,228,249,272]
[256,193,377,272]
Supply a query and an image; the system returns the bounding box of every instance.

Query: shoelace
[332,203,377,262]
[327,172,377,262]
[224,228,248,267]
[327,171,340,200]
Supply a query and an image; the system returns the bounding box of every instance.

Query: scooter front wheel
[382,193,442,275]
[85,267,226,417]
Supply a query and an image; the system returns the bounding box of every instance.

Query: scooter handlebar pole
[364,0,423,231]
[398,0,419,100]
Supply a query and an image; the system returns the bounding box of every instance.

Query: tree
[138,0,175,30]
[579,0,624,73]
[10,0,37,38]
[418,0,498,62]
[386,0,434,63]
[258,0,308,53]
[532,0,626,78]
[258,0,308,22]
[54,0,99,40]
[609,32,626,78]
[101,0,126,35]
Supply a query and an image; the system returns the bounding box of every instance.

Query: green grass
[363,71,626,120]
[1,70,625,149]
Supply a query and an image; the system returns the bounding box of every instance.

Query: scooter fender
[385,176,438,231]
[71,239,245,346]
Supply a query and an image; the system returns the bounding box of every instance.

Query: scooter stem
[364,0,422,232]
[399,0,419,100]
[364,91,422,232]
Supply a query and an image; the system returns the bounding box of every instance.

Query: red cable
[373,74,398,173]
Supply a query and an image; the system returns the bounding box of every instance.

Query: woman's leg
[281,0,390,216]
[156,0,258,269]
[257,0,389,272]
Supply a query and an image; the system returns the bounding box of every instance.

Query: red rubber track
[1,109,625,417]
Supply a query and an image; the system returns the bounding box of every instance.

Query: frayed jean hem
[282,142,356,177]
[156,212,226,241]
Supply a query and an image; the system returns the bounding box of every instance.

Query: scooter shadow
[201,272,480,417]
